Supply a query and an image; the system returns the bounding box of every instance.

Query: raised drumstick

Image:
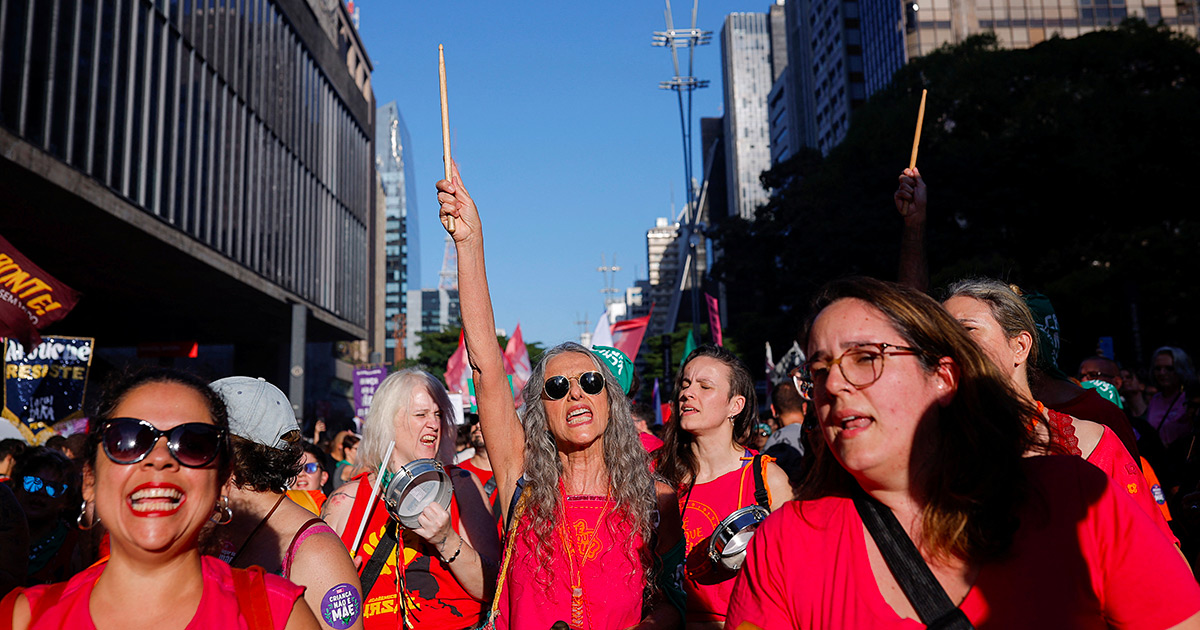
[909,89,927,169]
[439,45,455,233]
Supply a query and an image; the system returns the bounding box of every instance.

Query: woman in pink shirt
[439,164,684,630]
[728,277,1200,629]
[3,367,317,630]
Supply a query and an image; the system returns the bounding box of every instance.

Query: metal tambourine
[707,505,770,572]
[382,458,454,529]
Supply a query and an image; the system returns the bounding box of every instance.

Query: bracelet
[443,535,464,564]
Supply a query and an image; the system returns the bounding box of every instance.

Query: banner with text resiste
[2,336,94,444]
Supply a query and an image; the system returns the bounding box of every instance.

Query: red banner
[444,330,470,394]
[705,293,723,347]
[0,234,80,350]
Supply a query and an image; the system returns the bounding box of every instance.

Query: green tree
[400,327,545,388]
[714,20,1200,371]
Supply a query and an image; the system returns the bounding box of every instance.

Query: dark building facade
[0,0,376,416]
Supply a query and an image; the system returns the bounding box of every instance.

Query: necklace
[230,494,285,566]
[557,479,611,630]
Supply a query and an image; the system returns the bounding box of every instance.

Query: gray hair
[360,368,457,473]
[1153,346,1197,385]
[516,342,657,591]
[943,277,1040,368]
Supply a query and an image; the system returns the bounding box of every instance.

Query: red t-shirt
[1084,424,1177,544]
[1053,388,1140,461]
[16,556,303,629]
[457,458,496,504]
[727,456,1200,629]
[679,453,769,624]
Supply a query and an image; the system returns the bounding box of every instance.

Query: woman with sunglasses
[11,447,80,586]
[438,164,685,629]
[3,367,319,629]
[727,277,1200,629]
[653,345,790,628]
[322,368,499,630]
[942,278,1176,543]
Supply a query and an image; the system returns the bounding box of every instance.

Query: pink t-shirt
[727,456,1200,630]
[19,556,303,630]
[1085,424,1177,545]
[498,494,645,630]
[680,454,764,624]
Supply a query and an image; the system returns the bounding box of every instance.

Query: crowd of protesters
[0,165,1198,629]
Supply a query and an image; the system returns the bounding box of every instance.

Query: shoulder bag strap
[503,476,527,534]
[232,566,275,630]
[751,454,771,508]
[359,519,398,599]
[852,489,975,630]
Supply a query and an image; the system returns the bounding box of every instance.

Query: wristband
[443,535,464,564]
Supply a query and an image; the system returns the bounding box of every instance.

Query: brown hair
[655,344,758,488]
[800,277,1047,564]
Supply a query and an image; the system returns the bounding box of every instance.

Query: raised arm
[436,163,526,522]
[894,167,929,293]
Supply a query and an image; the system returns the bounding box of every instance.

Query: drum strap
[360,520,399,598]
[484,477,498,496]
[751,454,770,509]
[852,487,975,630]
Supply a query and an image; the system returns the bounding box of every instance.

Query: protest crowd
[2,163,1200,630]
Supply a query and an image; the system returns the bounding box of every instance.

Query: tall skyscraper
[376,102,420,365]
[721,13,776,220]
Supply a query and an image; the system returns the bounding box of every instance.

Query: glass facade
[0,0,371,327]
[722,13,775,219]
[376,101,418,363]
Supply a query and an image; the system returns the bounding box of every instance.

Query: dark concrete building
[0,0,376,420]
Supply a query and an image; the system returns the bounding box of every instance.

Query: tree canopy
[714,20,1200,375]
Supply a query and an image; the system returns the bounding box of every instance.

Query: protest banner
[2,336,94,444]
[0,234,81,350]
[352,365,387,420]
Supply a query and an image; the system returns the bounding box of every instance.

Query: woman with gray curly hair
[323,368,499,630]
[438,163,685,630]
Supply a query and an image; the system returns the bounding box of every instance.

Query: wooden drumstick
[439,45,455,233]
[909,89,927,169]
[351,440,395,555]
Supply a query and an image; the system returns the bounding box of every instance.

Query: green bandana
[1021,290,1072,382]
[1080,379,1124,410]
[591,346,634,395]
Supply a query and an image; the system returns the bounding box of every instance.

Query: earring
[77,499,100,530]
[211,495,233,525]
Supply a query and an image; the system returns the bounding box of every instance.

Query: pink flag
[652,378,663,426]
[444,330,470,394]
[705,293,723,346]
[504,324,533,401]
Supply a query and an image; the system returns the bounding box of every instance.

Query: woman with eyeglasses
[322,368,499,630]
[438,164,685,629]
[1150,346,1197,450]
[11,447,80,586]
[942,278,1176,544]
[2,367,319,629]
[727,277,1200,629]
[653,345,790,628]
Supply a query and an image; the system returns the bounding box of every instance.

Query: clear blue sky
[357,1,770,347]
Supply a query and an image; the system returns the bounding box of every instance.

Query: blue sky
[357,1,771,347]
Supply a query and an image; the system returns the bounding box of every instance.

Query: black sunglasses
[100,418,225,468]
[23,475,68,498]
[544,371,606,401]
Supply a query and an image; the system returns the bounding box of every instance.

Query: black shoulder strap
[751,454,770,508]
[504,476,527,534]
[359,520,398,598]
[484,476,498,496]
[852,488,975,630]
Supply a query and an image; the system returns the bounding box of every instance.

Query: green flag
[680,330,697,371]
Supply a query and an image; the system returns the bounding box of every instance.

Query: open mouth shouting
[566,404,594,427]
[128,483,185,517]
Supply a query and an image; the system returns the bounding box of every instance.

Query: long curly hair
[516,342,657,592]
[654,344,758,488]
[799,277,1049,564]
[360,369,457,473]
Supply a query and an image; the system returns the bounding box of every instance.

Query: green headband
[591,346,634,395]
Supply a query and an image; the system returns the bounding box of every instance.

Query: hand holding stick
[439,44,455,234]
[908,89,927,169]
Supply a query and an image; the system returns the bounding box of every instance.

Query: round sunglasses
[301,462,321,474]
[100,417,225,468]
[543,371,605,401]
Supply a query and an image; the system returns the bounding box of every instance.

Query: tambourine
[707,505,769,571]
[382,458,454,528]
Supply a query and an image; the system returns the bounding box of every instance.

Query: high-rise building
[721,13,776,220]
[789,0,1199,154]
[376,102,420,365]
[0,0,376,419]
[404,289,460,360]
[644,215,708,336]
